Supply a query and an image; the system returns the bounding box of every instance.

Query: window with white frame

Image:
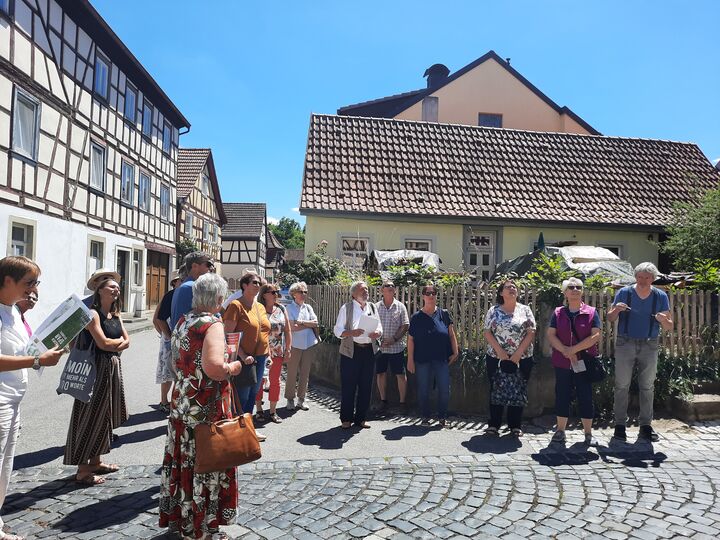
[599,244,623,258]
[203,222,209,242]
[184,211,193,236]
[93,54,110,99]
[121,161,134,204]
[160,184,170,220]
[341,236,369,267]
[132,249,143,286]
[201,172,210,196]
[12,88,40,160]
[10,222,34,258]
[138,172,150,210]
[90,143,106,190]
[124,83,137,123]
[162,122,171,154]
[405,239,432,251]
[214,224,220,245]
[142,100,153,137]
[89,239,104,274]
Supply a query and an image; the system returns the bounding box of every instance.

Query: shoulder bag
[56,330,97,403]
[194,381,262,473]
[569,310,606,383]
[490,359,528,407]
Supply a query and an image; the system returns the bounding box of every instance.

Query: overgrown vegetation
[689,258,720,292]
[522,253,580,307]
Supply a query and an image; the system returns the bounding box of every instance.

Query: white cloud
[267,216,279,225]
[291,207,300,213]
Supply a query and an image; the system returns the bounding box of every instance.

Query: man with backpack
[607,262,673,442]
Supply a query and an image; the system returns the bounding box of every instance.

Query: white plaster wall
[0,207,147,326]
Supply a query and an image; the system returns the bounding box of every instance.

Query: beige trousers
[285,346,316,401]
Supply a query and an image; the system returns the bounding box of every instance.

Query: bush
[277,245,357,285]
[523,253,580,307]
[690,259,720,292]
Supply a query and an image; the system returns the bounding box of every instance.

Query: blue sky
[93,1,720,225]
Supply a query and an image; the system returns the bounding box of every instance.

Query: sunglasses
[383,284,396,289]
[203,261,216,273]
[266,290,281,296]
[250,280,261,286]
[422,291,437,296]
[566,285,583,291]
[296,290,308,294]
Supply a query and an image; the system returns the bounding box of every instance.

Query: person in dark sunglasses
[407,284,459,428]
[285,281,319,411]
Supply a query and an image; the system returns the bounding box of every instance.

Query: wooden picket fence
[306,284,719,359]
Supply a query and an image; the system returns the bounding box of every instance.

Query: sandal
[75,473,105,486]
[268,413,282,424]
[93,463,120,474]
[511,428,523,437]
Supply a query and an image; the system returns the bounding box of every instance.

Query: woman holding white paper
[0,256,63,540]
[64,276,130,485]
[333,281,383,429]
[546,277,601,446]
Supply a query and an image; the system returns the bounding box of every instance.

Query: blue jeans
[234,355,267,415]
[415,361,450,419]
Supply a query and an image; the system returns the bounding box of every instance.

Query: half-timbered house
[176,148,226,271]
[221,202,284,284]
[0,0,189,319]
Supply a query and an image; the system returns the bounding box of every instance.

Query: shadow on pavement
[52,486,158,533]
[123,409,167,428]
[531,442,601,466]
[461,434,522,454]
[598,439,667,468]
[381,425,437,440]
[297,426,358,449]
[114,425,167,448]
[4,476,86,513]
[14,445,65,469]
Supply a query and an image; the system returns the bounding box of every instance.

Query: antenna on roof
[506,58,511,65]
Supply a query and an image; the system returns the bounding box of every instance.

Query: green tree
[661,187,720,270]
[269,217,305,249]
[175,238,199,261]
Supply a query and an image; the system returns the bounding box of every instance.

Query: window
[89,239,104,274]
[201,172,210,196]
[600,245,623,258]
[202,222,209,242]
[12,88,40,160]
[214,225,220,244]
[478,113,502,128]
[160,184,170,220]
[10,222,34,257]
[405,239,431,251]
[341,236,369,267]
[124,83,137,123]
[138,172,150,210]
[89,143,106,190]
[120,161,134,204]
[132,249,143,286]
[0,0,9,14]
[142,100,153,137]
[93,54,110,100]
[162,122,171,154]
[184,211,193,236]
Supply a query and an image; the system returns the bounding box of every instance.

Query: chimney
[423,63,450,89]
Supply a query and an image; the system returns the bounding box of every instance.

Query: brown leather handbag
[194,387,262,473]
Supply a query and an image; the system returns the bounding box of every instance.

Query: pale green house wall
[305,215,660,270]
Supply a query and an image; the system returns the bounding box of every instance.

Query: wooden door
[146,251,169,309]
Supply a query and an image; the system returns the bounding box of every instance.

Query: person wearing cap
[152,268,184,413]
[170,252,214,331]
[0,256,64,540]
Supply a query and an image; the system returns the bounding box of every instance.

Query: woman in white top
[0,256,64,540]
[284,281,319,411]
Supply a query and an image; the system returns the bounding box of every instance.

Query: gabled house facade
[176,148,227,276]
[339,50,599,135]
[0,0,189,317]
[300,114,720,279]
[220,202,266,282]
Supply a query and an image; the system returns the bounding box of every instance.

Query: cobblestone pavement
[7,375,720,539]
[6,424,720,539]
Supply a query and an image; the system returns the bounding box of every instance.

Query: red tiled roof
[299,114,720,228]
[177,148,210,197]
[222,203,266,238]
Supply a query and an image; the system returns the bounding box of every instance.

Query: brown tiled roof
[338,50,600,136]
[177,149,210,196]
[300,114,720,228]
[222,203,266,238]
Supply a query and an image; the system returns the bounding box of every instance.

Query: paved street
[6,329,720,539]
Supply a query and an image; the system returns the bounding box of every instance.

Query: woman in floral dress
[159,273,244,540]
[483,278,536,437]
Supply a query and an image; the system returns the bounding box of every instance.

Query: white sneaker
[297,399,309,411]
[286,399,295,411]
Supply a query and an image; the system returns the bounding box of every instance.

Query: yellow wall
[305,216,465,270]
[502,227,659,267]
[306,215,659,271]
[395,58,593,135]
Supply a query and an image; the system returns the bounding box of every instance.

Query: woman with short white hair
[285,281,319,411]
[546,277,602,446]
